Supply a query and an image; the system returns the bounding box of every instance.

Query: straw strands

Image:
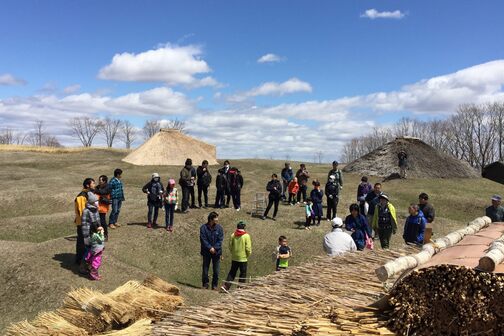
[153,249,413,335]
[96,319,152,336]
[56,308,109,334]
[143,275,180,295]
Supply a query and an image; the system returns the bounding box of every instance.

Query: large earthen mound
[343,137,478,178]
[122,129,218,166]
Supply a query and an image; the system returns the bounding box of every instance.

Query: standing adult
[228,167,244,211]
[281,162,294,201]
[214,170,228,209]
[180,158,196,213]
[323,217,357,256]
[197,160,212,208]
[403,204,427,246]
[398,150,408,179]
[109,168,124,228]
[296,164,310,204]
[345,203,372,250]
[222,221,252,291]
[94,175,111,239]
[357,176,372,216]
[486,195,504,222]
[418,193,435,224]
[372,194,397,249]
[74,178,95,265]
[218,160,232,207]
[325,175,340,220]
[327,161,343,188]
[200,212,224,290]
[365,183,382,230]
[142,173,164,228]
[262,174,282,221]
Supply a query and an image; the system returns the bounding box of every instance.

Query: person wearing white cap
[323,217,357,256]
[486,195,504,223]
[142,173,165,228]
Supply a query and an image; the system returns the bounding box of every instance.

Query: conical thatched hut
[482,161,504,185]
[122,129,218,166]
[343,137,478,178]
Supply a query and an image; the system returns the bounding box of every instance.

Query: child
[81,192,100,274]
[275,236,291,271]
[164,179,178,232]
[86,223,105,280]
[287,177,299,205]
[304,198,314,230]
[310,180,324,225]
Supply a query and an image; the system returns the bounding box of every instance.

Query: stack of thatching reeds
[153,249,413,335]
[387,265,504,335]
[4,275,182,336]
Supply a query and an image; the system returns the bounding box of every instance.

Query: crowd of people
[72,158,500,289]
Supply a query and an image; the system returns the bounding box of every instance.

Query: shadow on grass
[52,253,89,279]
[176,280,204,289]
[127,222,168,230]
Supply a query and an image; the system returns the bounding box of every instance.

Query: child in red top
[287,177,299,205]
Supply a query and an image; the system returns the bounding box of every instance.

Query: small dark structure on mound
[482,161,504,185]
[343,137,478,178]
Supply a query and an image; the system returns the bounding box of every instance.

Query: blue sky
[1,1,504,160]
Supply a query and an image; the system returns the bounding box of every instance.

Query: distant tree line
[0,120,62,147]
[342,102,504,169]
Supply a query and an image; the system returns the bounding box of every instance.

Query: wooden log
[477,233,504,272]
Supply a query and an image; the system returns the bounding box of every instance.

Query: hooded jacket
[372,202,398,233]
[403,210,427,245]
[229,230,252,262]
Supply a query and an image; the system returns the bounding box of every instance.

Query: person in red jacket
[287,177,299,205]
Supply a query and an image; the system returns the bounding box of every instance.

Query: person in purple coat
[357,176,372,216]
[345,203,372,250]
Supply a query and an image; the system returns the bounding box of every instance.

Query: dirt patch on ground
[343,137,479,179]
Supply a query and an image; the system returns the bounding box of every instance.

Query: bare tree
[69,117,104,147]
[164,119,187,133]
[143,119,160,139]
[120,120,138,149]
[316,151,324,164]
[0,128,14,144]
[32,120,45,147]
[101,118,122,148]
[489,102,504,161]
[43,135,62,148]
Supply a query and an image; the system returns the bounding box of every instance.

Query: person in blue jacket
[403,204,426,246]
[310,180,324,225]
[200,211,224,290]
[344,203,372,250]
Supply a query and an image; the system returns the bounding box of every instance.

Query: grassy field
[0,147,502,331]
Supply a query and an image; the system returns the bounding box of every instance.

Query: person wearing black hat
[222,221,252,291]
[327,161,343,187]
[418,193,435,224]
[486,195,504,223]
[371,194,397,249]
[262,174,282,221]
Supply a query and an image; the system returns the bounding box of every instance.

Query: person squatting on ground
[222,221,252,291]
[180,158,196,212]
[486,194,504,223]
[228,167,244,211]
[142,173,164,228]
[74,178,95,265]
[304,198,314,229]
[325,175,340,220]
[275,236,291,271]
[109,168,124,228]
[357,176,372,216]
[418,192,435,225]
[164,179,178,232]
[287,177,299,205]
[196,160,212,208]
[200,212,224,290]
[296,164,310,203]
[398,150,408,179]
[262,174,282,221]
[86,223,105,280]
[94,175,111,239]
[81,192,100,275]
[323,217,357,256]
[310,180,323,225]
[281,162,294,201]
[345,203,372,251]
[215,169,229,209]
[403,204,426,246]
[372,194,397,249]
[218,160,232,207]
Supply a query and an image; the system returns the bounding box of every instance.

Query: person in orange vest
[94,175,111,239]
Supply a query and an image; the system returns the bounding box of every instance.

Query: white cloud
[361,9,406,20]
[98,43,220,87]
[0,73,27,86]
[257,53,285,64]
[63,84,81,94]
[227,78,312,103]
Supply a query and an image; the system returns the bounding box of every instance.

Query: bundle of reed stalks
[4,320,44,336]
[31,311,88,335]
[97,319,152,336]
[107,280,183,320]
[142,275,180,295]
[63,287,134,326]
[56,308,109,334]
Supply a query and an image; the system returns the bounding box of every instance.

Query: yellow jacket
[372,202,397,233]
[74,189,89,226]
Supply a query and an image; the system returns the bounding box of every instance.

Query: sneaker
[115,223,122,227]
[147,222,152,229]
[261,216,266,220]
[109,224,117,229]
[182,209,190,213]
[202,283,209,289]
[236,208,240,212]
[220,286,229,293]
[272,217,276,221]
[211,286,218,291]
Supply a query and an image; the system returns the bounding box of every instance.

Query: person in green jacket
[222,221,252,291]
[371,194,397,249]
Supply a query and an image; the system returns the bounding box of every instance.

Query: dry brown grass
[0,144,129,154]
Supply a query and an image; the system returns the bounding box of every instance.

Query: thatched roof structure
[482,161,504,185]
[343,137,478,178]
[122,129,218,166]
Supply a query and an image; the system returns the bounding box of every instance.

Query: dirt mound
[343,137,478,178]
[122,129,218,166]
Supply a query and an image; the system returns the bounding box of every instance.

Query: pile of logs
[387,264,504,335]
